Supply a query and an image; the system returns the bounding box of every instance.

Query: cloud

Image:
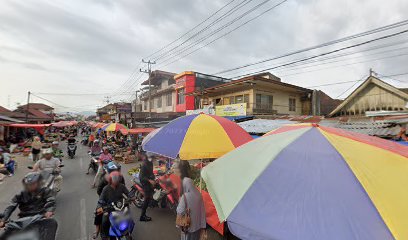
[0,0,407,112]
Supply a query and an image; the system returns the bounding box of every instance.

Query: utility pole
[132,90,140,128]
[25,91,31,123]
[140,59,156,120]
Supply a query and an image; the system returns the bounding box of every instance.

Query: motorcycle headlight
[119,221,128,231]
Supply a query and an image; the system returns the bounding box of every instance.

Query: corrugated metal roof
[320,120,405,137]
[238,119,298,134]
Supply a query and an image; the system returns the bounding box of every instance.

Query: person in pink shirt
[92,147,112,187]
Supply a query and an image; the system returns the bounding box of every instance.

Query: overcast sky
[0,0,407,113]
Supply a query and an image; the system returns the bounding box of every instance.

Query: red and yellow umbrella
[101,123,128,132]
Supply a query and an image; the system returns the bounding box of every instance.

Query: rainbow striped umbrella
[101,123,128,132]
[142,114,252,160]
[202,124,408,240]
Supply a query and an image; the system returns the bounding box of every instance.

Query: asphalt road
[0,140,180,240]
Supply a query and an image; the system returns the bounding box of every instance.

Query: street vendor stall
[202,123,408,240]
[119,128,155,135]
[142,113,253,236]
[9,123,51,135]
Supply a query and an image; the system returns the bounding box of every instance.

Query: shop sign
[186,108,215,115]
[215,103,246,116]
[175,77,186,89]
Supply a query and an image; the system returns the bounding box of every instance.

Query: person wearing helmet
[51,141,63,159]
[96,171,130,239]
[92,162,124,239]
[97,162,124,196]
[0,172,56,228]
[33,148,63,192]
[92,147,112,188]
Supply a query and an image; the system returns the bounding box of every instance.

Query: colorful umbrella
[202,124,408,240]
[142,114,252,160]
[93,122,105,129]
[120,128,156,135]
[101,123,128,132]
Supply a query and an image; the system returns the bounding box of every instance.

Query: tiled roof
[18,103,54,111]
[0,106,11,113]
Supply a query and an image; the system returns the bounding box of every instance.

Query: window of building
[256,94,273,109]
[166,93,172,106]
[223,97,230,105]
[157,97,162,108]
[177,89,185,104]
[144,102,147,110]
[229,96,235,104]
[244,94,249,104]
[215,98,222,105]
[289,98,296,111]
[150,100,153,109]
[235,95,244,103]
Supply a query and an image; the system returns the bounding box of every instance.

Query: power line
[228,28,408,79]
[222,39,408,78]
[154,0,268,62]
[144,0,238,60]
[213,19,408,76]
[156,0,289,67]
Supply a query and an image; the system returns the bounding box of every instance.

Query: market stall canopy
[9,123,51,128]
[202,123,408,240]
[120,128,155,135]
[92,122,106,129]
[142,113,252,160]
[52,121,74,127]
[101,123,128,132]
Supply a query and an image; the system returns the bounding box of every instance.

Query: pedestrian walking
[176,177,206,240]
[31,136,42,162]
[139,152,155,222]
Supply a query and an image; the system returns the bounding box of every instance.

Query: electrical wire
[213,19,408,75]
[157,0,289,67]
[144,0,238,60]
[228,28,408,79]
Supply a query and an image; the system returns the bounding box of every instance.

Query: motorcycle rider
[139,152,155,222]
[92,162,124,239]
[33,148,63,192]
[96,171,130,240]
[92,147,112,188]
[67,134,77,157]
[0,172,57,239]
[51,141,63,160]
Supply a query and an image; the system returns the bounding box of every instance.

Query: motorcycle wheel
[134,190,144,208]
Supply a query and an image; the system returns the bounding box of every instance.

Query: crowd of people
[0,124,208,240]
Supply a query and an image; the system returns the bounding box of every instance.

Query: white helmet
[52,141,59,145]
[42,148,53,155]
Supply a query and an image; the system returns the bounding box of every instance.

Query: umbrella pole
[200,159,202,193]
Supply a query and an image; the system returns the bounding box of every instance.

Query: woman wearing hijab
[176,177,206,240]
[31,136,42,162]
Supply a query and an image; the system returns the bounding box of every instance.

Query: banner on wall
[186,108,215,115]
[215,103,246,117]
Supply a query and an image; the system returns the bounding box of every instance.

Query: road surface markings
[80,198,87,240]
[80,157,83,169]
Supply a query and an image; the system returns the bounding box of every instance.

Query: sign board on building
[186,108,215,115]
[175,76,186,89]
[215,103,246,116]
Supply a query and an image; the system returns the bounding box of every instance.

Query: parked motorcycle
[129,170,179,211]
[0,214,58,240]
[100,195,135,240]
